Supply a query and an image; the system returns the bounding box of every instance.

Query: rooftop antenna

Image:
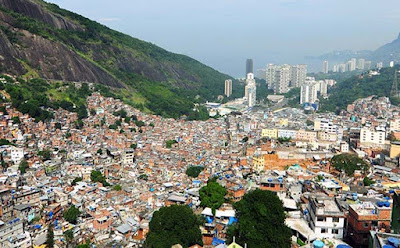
[391,70,399,98]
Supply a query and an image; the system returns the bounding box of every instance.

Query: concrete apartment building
[360,126,386,147]
[307,196,346,239]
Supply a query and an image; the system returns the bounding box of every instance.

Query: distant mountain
[371,32,400,64]
[309,33,400,68]
[311,50,372,62]
[0,0,236,118]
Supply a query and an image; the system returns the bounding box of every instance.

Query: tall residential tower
[245,73,256,107]
[224,79,232,97]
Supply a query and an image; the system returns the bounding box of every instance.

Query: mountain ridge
[0,0,237,118]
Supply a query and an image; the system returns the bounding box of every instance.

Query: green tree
[331,153,368,176]
[90,108,96,116]
[113,184,122,191]
[38,150,51,161]
[55,122,62,129]
[11,116,20,124]
[186,166,203,178]
[166,139,178,148]
[90,170,110,186]
[227,189,291,248]
[135,120,145,127]
[145,205,203,248]
[130,143,137,150]
[199,181,227,214]
[363,177,375,186]
[64,229,74,247]
[46,224,55,248]
[18,159,29,174]
[63,205,80,224]
[97,149,103,155]
[71,177,82,186]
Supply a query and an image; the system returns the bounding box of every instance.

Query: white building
[0,219,25,247]
[278,129,297,139]
[358,58,365,70]
[266,64,277,90]
[291,64,307,87]
[390,119,400,132]
[10,147,24,164]
[307,196,346,239]
[245,73,256,107]
[224,79,232,97]
[300,77,318,104]
[274,65,291,94]
[122,149,135,167]
[360,126,386,147]
[340,142,349,153]
[323,61,329,74]
[314,119,338,134]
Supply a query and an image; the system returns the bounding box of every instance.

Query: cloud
[98,17,121,22]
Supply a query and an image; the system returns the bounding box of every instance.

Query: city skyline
[46,0,400,77]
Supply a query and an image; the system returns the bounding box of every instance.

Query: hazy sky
[47,0,400,77]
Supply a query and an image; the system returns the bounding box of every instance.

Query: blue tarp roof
[212,237,225,246]
[228,217,238,225]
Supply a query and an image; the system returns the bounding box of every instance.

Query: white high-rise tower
[245,73,256,107]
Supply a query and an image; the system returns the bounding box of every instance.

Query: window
[317,217,325,222]
[332,229,339,234]
[321,228,327,233]
[333,217,340,223]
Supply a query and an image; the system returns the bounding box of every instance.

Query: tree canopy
[145,205,203,248]
[228,189,291,248]
[90,170,110,186]
[63,205,80,224]
[199,181,227,214]
[331,153,368,176]
[18,159,29,174]
[46,224,55,248]
[186,166,203,178]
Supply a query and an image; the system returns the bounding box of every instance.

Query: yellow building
[280,118,289,127]
[296,129,317,142]
[390,141,400,158]
[252,155,265,172]
[261,128,278,139]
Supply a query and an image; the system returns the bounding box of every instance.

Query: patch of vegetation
[331,153,368,176]
[319,66,400,112]
[186,166,203,178]
[227,189,291,248]
[90,170,110,186]
[166,139,178,148]
[145,205,203,248]
[199,181,227,214]
[63,205,80,224]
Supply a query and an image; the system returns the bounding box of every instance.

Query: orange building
[347,201,392,246]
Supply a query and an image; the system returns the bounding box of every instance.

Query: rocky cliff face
[0,0,82,31]
[0,0,232,109]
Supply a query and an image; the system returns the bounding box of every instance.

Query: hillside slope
[0,0,235,117]
[319,66,400,112]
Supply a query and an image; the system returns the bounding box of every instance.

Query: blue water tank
[385,202,391,207]
[377,202,384,207]
[336,245,351,248]
[267,178,272,182]
[388,237,400,246]
[383,245,396,248]
[313,240,324,248]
